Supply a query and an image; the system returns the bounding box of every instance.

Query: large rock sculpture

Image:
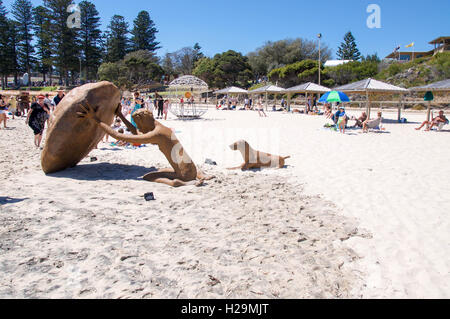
[41,82,121,174]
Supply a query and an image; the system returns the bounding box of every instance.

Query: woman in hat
[26,94,51,148]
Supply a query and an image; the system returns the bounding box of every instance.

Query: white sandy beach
[0,107,449,299]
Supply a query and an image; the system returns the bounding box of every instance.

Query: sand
[0,107,448,299]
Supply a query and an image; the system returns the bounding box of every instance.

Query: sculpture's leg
[143,170,201,187]
[227,164,246,170]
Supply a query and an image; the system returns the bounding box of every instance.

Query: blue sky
[3,0,450,59]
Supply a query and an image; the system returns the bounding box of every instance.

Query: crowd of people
[0,90,66,148]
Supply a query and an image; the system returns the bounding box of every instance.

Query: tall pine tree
[79,1,102,81]
[105,15,129,62]
[337,31,361,61]
[7,19,20,86]
[44,0,80,85]
[130,11,160,52]
[11,0,35,77]
[33,5,53,83]
[0,0,10,88]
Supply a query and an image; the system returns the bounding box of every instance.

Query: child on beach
[163,99,169,120]
[337,107,347,134]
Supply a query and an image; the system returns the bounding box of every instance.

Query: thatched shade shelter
[285,82,331,111]
[248,85,285,110]
[334,78,408,119]
[410,79,450,122]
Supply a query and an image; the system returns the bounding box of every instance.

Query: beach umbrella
[319,91,350,103]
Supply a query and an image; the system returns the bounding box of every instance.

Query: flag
[405,42,415,48]
[393,45,401,53]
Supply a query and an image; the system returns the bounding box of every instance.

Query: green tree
[7,19,20,86]
[44,0,80,85]
[337,31,361,61]
[268,60,320,87]
[78,1,103,81]
[193,43,204,66]
[247,38,331,78]
[105,15,129,63]
[11,0,35,76]
[33,5,53,82]
[130,10,160,52]
[323,60,378,86]
[98,50,163,90]
[193,50,253,88]
[0,1,11,88]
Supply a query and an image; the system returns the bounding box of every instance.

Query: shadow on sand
[48,163,157,182]
[0,197,29,205]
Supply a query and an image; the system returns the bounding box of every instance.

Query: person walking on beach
[157,94,164,119]
[8,95,17,120]
[26,94,51,148]
[44,94,53,111]
[53,90,65,107]
[257,98,267,117]
[0,95,8,129]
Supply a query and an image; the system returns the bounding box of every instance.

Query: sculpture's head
[229,140,249,152]
[132,109,156,133]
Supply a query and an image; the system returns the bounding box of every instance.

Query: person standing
[44,94,53,111]
[130,97,144,128]
[8,95,17,120]
[53,90,65,107]
[157,94,164,119]
[0,95,8,129]
[163,99,169,120]
[26,94,51,148]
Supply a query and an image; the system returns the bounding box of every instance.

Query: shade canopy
[169,75,208,88]
[285,82,331,94]
[410,79,450,92]
[249,85,285,94]
[214,86,248,94]
[334,78,408,94]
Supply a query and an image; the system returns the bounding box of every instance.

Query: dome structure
[169,75,208,88]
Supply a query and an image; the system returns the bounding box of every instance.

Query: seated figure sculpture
[78,103,213,187]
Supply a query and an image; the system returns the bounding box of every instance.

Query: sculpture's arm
[77,102,158,144]
[115,103,138,135]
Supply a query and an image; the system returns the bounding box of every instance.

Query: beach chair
[437,120,449,131]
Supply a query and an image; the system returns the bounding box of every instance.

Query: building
[385,36,449,61]
[324,60,352,67]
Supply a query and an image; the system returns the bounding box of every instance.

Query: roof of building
[324,60,352,67]
[429,36,450,44]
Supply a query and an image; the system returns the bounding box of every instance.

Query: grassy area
[2,86,59,92]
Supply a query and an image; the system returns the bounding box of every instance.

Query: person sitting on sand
[332,106,347,125]
[352,112,368,128]
[362,112,383,133]
[415,110,448,131]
